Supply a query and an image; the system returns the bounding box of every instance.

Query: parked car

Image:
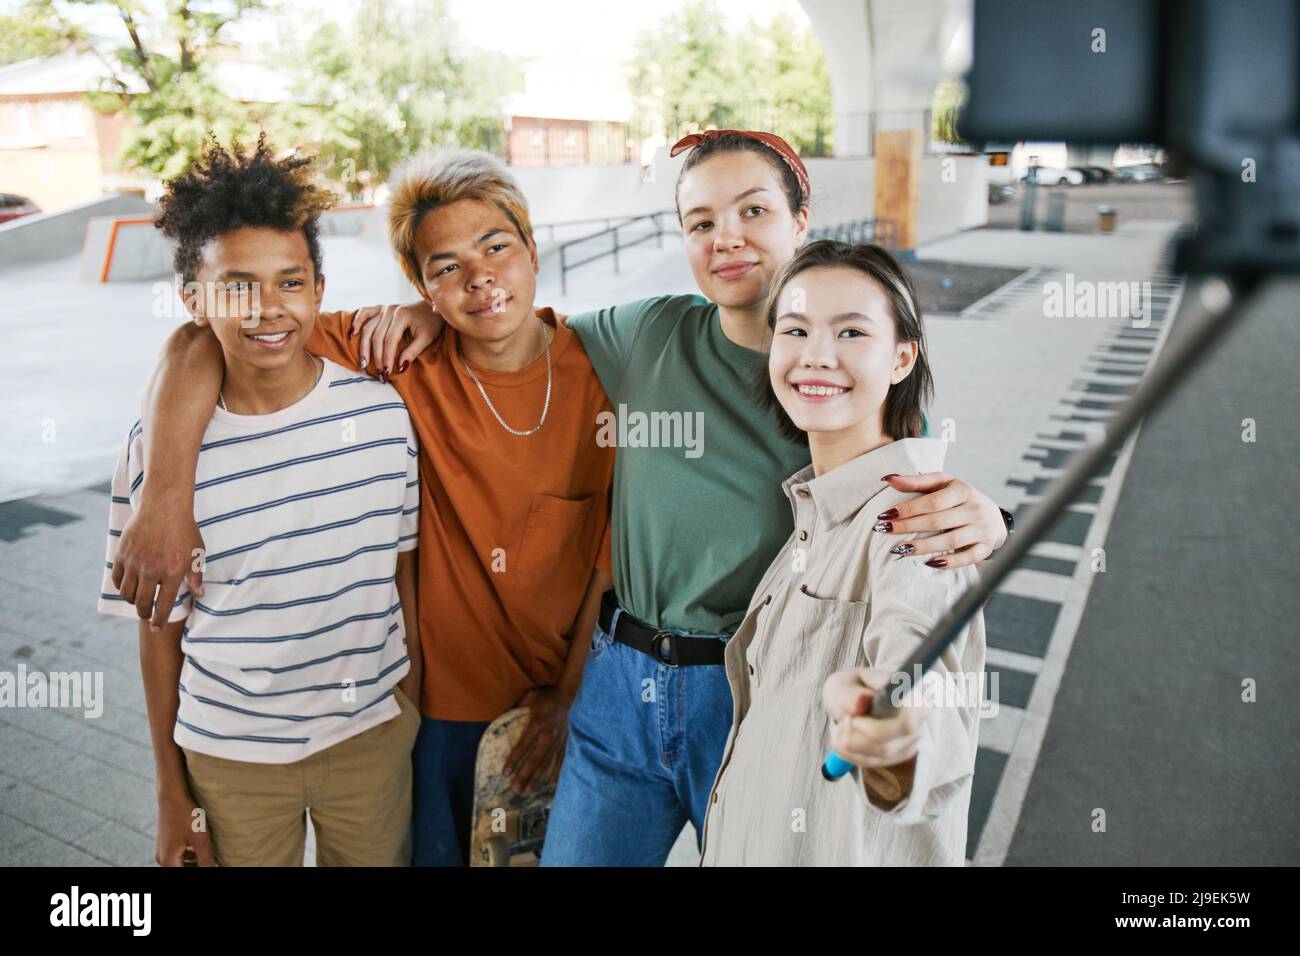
[1114,163,1163,182]
[989,182,1017,204]
[1024,166,1084,186]
[1072,166,1114,183]
[0,193,40,224]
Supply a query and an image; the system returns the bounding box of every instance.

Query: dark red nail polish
[925,558,947,568]
[349,327,355,338]
[877,508,899,520]
[873,521,893,533]
[881,473,900,480]
[398,360,409,374]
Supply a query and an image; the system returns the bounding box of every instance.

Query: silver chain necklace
[457,324,552,437]
[219,355,321,412]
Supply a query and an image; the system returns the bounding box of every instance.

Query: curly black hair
[155,133,336,283]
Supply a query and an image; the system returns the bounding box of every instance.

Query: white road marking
[1028,541,1084,563]
[973,277,1185,866]
[997,567,1074,604]
[978,702,1025,755]
[985,647,1045,675]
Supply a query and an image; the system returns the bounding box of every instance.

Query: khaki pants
[183,686,422,866]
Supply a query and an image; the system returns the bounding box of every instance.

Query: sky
[15,0,810,60]
[448,0,806,58]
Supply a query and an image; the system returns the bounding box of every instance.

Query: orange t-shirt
[309,308,614,721]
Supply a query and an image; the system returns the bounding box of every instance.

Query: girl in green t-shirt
[352,132,1008,866]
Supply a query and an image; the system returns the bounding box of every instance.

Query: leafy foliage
[0,2,81,66]
[278,0,522,199]
[629,1,834,155]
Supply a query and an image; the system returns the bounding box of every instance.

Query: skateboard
[469,706,557,866]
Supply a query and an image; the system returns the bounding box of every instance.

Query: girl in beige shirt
[699,240,986,866]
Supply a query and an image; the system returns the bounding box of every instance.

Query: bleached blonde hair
[387,148,534,289]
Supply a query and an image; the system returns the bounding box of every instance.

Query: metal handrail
[807,217,899,249]
[555,214,898,296]
[558,210,680,295]
[534,215,646,244]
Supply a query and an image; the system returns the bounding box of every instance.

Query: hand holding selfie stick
[823,0,1297,781]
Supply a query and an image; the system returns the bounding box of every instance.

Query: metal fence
[551,213,899,295]
[808,217,899,249]
[471,103,974,166]
[557,211,681,295]
[636,102,975,159]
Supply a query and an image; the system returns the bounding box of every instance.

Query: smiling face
[413,198,539,343]
[191,225,322,372]
[769,265,918,441]
[677,149,808,311]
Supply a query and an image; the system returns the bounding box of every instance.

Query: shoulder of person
[625,293,714,339]
[645,293,713,320]
[858,506,981,599]
[314,357,418,437]
[317,356,401,398]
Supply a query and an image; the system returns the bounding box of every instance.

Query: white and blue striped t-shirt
[98,357,420,764]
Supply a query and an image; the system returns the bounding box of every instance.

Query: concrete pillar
[799,0,875,157]
[800,0,960,255]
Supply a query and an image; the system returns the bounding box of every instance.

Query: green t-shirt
[567,295,811,634]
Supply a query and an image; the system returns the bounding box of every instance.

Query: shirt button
[712,791,718,804]
[747,664,754,676]
[796,488,810,498]
[798,530,808,541]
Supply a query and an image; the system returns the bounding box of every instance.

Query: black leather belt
[599,590,727,667]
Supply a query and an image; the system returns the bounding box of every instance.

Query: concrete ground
[5,180,1292,867]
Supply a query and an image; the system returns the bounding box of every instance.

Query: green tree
[280,0,522,200]
[64,0,270,179]
[629,0,737,141]
[931,78,966,145]
[0,2,81,66]
[628,0,833,155]
[737,10,834,155]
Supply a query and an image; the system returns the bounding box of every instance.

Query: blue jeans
[541,609,734,866]
[411,716,490,866]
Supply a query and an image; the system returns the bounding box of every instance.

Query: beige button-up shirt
[699,437,986,866]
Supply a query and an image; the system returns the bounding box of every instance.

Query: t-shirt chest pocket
[515,493,595,579]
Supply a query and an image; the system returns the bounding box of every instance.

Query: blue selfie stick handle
[821,751,855,780]
[821,677,904,781]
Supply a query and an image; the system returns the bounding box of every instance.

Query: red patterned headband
[670,129,811,204]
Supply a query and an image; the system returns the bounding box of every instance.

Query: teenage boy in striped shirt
[98,138,423,866]
[105,149,615,866]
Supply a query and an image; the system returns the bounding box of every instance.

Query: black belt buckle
[650,630,678,667]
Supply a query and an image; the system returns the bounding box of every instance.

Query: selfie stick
[821,270,1260,780]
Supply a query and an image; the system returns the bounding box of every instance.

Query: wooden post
[873,128,922,258]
